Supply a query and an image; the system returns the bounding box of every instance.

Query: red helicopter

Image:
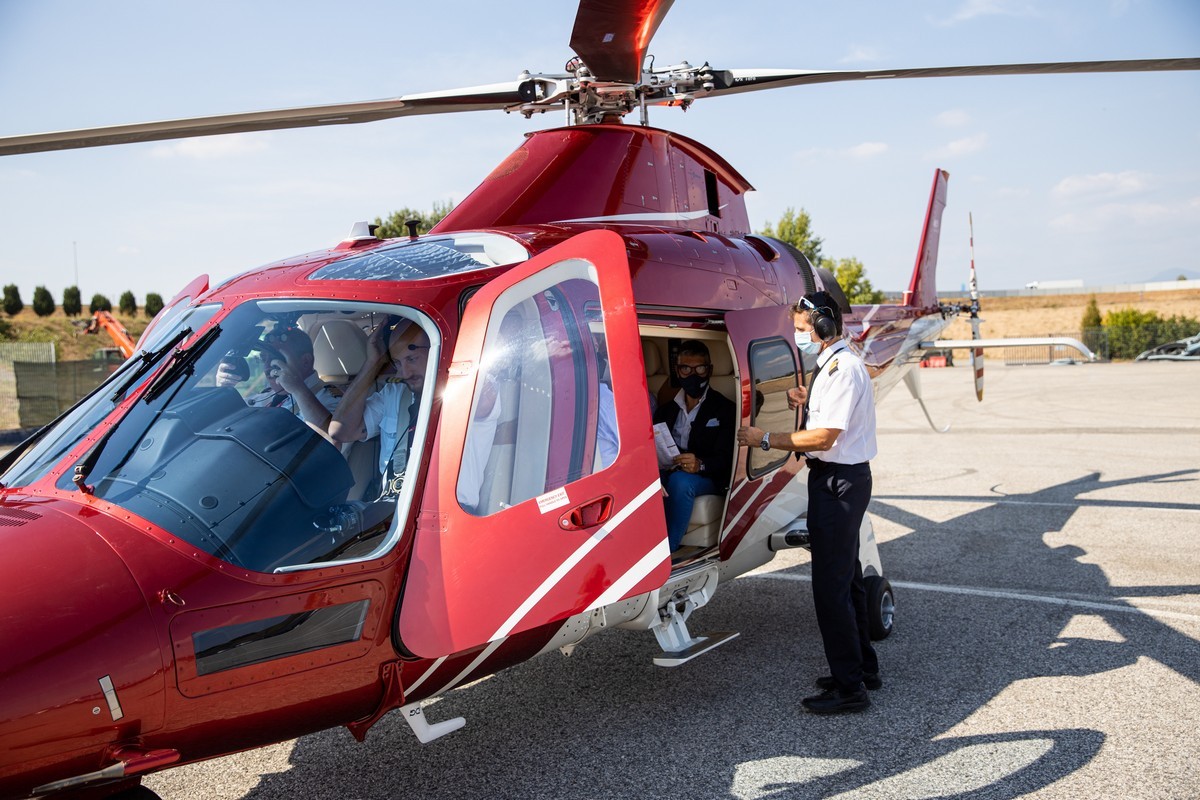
[1,2,1195,798]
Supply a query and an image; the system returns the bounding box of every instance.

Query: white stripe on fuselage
[489,479,663,641]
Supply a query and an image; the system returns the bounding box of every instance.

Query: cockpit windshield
[0,303,221,490]
[7,299,438,574]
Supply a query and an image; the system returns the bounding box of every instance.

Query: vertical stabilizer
[902,169,950,309]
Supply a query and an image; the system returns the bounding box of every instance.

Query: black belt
[806,458,869,470]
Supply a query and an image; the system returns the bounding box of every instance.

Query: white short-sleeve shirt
[363,381,411,476]
[806,341,878,465]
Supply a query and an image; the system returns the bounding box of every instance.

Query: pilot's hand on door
[737,425,764,447]
[787,386,807,409]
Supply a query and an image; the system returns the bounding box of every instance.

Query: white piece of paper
[653,422,680,469]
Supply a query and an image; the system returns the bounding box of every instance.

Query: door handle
[558,495,614,531]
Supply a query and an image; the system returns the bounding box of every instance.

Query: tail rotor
[967,213,984,401]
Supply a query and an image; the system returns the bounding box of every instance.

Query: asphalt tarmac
[124,361,1195,799]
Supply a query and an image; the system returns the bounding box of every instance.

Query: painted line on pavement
[751,572,1200,623]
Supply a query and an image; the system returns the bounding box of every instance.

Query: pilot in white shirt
[804,340,877,465]
[736,291,880,716]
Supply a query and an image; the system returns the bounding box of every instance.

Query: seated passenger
[330,321,430,498]
[217,325,340,431]
[652,340,735,551]
[329,320,501,509]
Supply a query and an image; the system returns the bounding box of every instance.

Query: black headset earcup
[813,309,837,341]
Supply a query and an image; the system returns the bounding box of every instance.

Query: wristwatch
[759,431,771,451]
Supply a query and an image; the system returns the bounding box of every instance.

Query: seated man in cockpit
[329,320,502,510]
[217,325,340,431]
[330,321,430,497]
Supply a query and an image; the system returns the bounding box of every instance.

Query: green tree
[144,292,164,318]
[3,284,24,316]
[32,286,56,316]
[119,290,137,316]
[1081,295,1104,356]
[1101,308,1200,359]
[758,207,824,265]
[1081,296,1102,331]
[824,256,885,304]
[374,200,456,239]
[62,285,82,317]
[0,317,12,339]
[90,293,113,314]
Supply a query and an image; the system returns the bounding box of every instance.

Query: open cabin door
[400,230,669,657]
[719,304,801,558]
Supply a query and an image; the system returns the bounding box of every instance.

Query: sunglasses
[676,363,712,377]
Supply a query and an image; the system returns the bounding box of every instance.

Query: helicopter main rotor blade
[705,58,1200,97]
[0,81,527,156]
[570,0,675,83]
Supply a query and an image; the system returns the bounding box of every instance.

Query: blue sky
[1,0,1197,305]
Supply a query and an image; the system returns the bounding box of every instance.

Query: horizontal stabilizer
[922,337,1095,361]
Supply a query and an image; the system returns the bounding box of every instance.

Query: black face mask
[680,374,709,399]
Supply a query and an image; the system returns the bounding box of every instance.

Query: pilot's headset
[799,295,839,342]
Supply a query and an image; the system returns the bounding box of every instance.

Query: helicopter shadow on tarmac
[228,468,1200,800]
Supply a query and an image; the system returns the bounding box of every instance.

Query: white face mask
[795,332,821,356]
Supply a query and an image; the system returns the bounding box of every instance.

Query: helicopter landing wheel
[865,576,894,641]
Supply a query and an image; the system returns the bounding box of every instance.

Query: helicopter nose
[0,500,165,797]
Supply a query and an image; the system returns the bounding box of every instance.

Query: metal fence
[0,342,56,434]
[12,359,122,428]
[0,354,124,439]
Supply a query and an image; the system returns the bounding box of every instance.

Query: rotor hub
[511,59,716,125]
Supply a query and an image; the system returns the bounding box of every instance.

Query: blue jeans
[662,469,717,550]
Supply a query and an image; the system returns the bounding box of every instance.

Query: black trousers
[807,460,878,691]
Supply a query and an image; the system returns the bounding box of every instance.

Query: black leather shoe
[816,673,882,691]
[801,688,870,715]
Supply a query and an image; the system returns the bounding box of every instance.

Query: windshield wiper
[72,325,222,493]
[108,326,195,403]
[141,324,222,404]
[0,328,198,487]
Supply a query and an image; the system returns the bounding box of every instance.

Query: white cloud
[149,134,269,160]
[928,133,988,159]
[839,45,881,64]
[116,245,141,256]
[937,0,1042,25]
[1049,199,1197,232]
[935,109,970,127]
[847,142,889,158]
[1053,171,1152,199]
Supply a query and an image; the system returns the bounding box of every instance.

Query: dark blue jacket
[652,387,736,492]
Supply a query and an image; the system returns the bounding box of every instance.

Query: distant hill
[1149,268,1200,282]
